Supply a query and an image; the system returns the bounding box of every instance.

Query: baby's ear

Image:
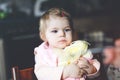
[40,32,46,41]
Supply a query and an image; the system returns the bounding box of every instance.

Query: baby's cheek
[67,33,72,40]
[66,39,72,46]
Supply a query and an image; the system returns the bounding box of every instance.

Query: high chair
[11,66,37,80]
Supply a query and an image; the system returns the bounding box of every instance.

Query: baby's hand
[76,58,96,74]
[62,63,87,79]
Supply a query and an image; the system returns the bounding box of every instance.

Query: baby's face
[45,16,72,49]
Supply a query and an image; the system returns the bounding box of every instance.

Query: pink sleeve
[87,59,100,78]
[34,47,64,80]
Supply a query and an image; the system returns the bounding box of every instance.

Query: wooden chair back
[12,66,37,80]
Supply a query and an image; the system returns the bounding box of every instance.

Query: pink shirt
[34,42,100,80]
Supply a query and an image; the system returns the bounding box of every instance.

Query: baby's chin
[55,44,68,49]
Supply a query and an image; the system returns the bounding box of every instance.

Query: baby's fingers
[80,65,89,69]
[74,60,79,64]
[78,69,88,77]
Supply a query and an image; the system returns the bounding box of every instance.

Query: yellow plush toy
[54,40,93,66]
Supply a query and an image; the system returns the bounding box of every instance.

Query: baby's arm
[82,50,100,75]
[34,51,87,80]
[87,59,100,78]
[87,60,97,74]
[77,58,100,78]
[34,52,64,80]
[34,64,64,80]
[77,58,96,74]
[62,63,88,79]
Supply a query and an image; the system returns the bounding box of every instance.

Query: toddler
[34,8,100,80]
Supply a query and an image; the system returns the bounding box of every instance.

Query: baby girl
[34,8,100,80]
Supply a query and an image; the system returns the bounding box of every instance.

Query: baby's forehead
[46,16,70,28]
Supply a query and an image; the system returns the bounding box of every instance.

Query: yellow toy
[54,40,93,66]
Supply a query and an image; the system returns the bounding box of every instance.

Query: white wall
[0,39,6,80]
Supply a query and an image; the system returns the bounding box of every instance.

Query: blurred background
[0,0,120,80]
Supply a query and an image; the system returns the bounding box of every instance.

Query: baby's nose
[59,30,65,37]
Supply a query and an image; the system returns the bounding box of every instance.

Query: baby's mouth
[59,39,67,43]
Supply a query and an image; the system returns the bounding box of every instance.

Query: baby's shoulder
[34,42,46,55]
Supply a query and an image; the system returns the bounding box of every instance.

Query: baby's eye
[51,30,58,33]
[64,28,71,32]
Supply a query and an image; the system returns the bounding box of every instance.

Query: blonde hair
[39,8,74,41]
